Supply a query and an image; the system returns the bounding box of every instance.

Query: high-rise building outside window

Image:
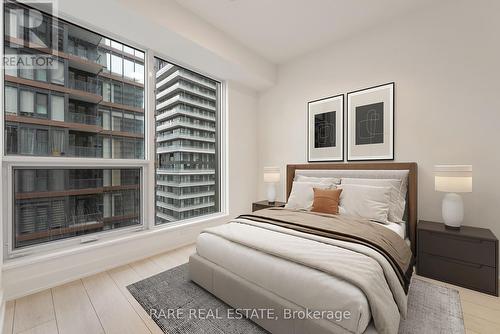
[3,1,146,254]
[13,168,141,249]
[4,0,145,159]
[154,58,221,225]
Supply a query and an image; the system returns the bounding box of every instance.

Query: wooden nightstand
[252,200,285,212]
[417,220,498,296]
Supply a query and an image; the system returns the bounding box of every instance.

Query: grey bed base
[189,253,377,334]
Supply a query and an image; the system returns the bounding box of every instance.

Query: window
[123,58,135,80]
[20,66,34,80]
[36,129,49,154]
[112,81,122,104]
[112,111,122,131]
[4,47,18,77]
[35,68,48,82]
[101,109,111,130]
[51,129,65,156]
[111,54,123,76]
[5,86,18,115]
[51,60,65,85]
[13,168,141,249]
[102,80,111,102]
[51,95,65,121]
[3,1,222,257]
[134,63,144,84]
[6,124,18,154]
[123,45,135,56]
[5,6,23,39]
[20,90,34,115]
[36,93,48,116]
[154,58,220,225]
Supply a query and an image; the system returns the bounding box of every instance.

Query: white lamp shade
[263,167,280,183]
[434,165,472,193]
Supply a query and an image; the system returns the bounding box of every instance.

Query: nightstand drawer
[419,230,496,267]
[419,254,496,295]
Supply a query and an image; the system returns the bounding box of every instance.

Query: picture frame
[307,94,344,162]
[347,82,394,161]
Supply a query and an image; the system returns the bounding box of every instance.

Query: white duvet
[196,218,408,334]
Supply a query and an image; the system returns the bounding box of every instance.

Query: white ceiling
[174,0,438,64]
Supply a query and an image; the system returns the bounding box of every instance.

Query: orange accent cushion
[311,188,343,214]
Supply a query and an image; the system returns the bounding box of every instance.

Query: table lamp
[434,165,472,229]
[263,167,280,204]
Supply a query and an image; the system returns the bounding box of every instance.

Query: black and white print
[314,111,336,148]
[308,94,343,162]
[347,83,394,161]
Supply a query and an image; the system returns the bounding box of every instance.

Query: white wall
[257,0,500,259]
[227,82,260,214]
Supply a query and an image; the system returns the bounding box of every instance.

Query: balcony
[68,112,101,126]
[67,145,103,158]
[16,212,104,244]
[156,119,216,133]
[156,200,215,212]
[68,77,99,95]
[156,168,215,175]
[156,69,216,91]
[156,106,216,122]
[156,94,216,113]
[156,81,216,102]
[156,190,215,200]
[157,145,215,154]
[156,180,215,187]
[156,133,216,143]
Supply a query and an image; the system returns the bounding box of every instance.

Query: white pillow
[341,178,406,223]
[295,175,340,186]
[285,181,332,210]
[338,184,391,222]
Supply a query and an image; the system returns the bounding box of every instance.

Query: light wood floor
[2,244,499,334]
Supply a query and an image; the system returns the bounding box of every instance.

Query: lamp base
[442,192,464,229]
[266,183,276,203]
[445,225,461,230]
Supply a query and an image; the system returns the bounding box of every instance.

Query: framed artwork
[347,82,394,161]
[308,94,344,162]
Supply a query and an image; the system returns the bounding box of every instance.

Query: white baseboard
[2,216,226,301]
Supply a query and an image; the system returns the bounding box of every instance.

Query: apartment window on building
[3,1,145,159]
[154,57,221,225]
[3,2,147,254]
[13,168,141,249]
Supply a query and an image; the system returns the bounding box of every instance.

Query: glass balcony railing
[67,145,103,158]
[68,178,103,190]
[66,41,100,63]
[68,77,99,94]
[68,112,101,126]
[121,119,144,134]
[67,212,103,226]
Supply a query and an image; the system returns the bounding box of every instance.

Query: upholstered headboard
[286,162,418,253]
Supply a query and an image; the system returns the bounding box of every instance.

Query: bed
[189,162,418,334]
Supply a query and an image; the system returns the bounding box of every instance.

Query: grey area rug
[127,264,465,334]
